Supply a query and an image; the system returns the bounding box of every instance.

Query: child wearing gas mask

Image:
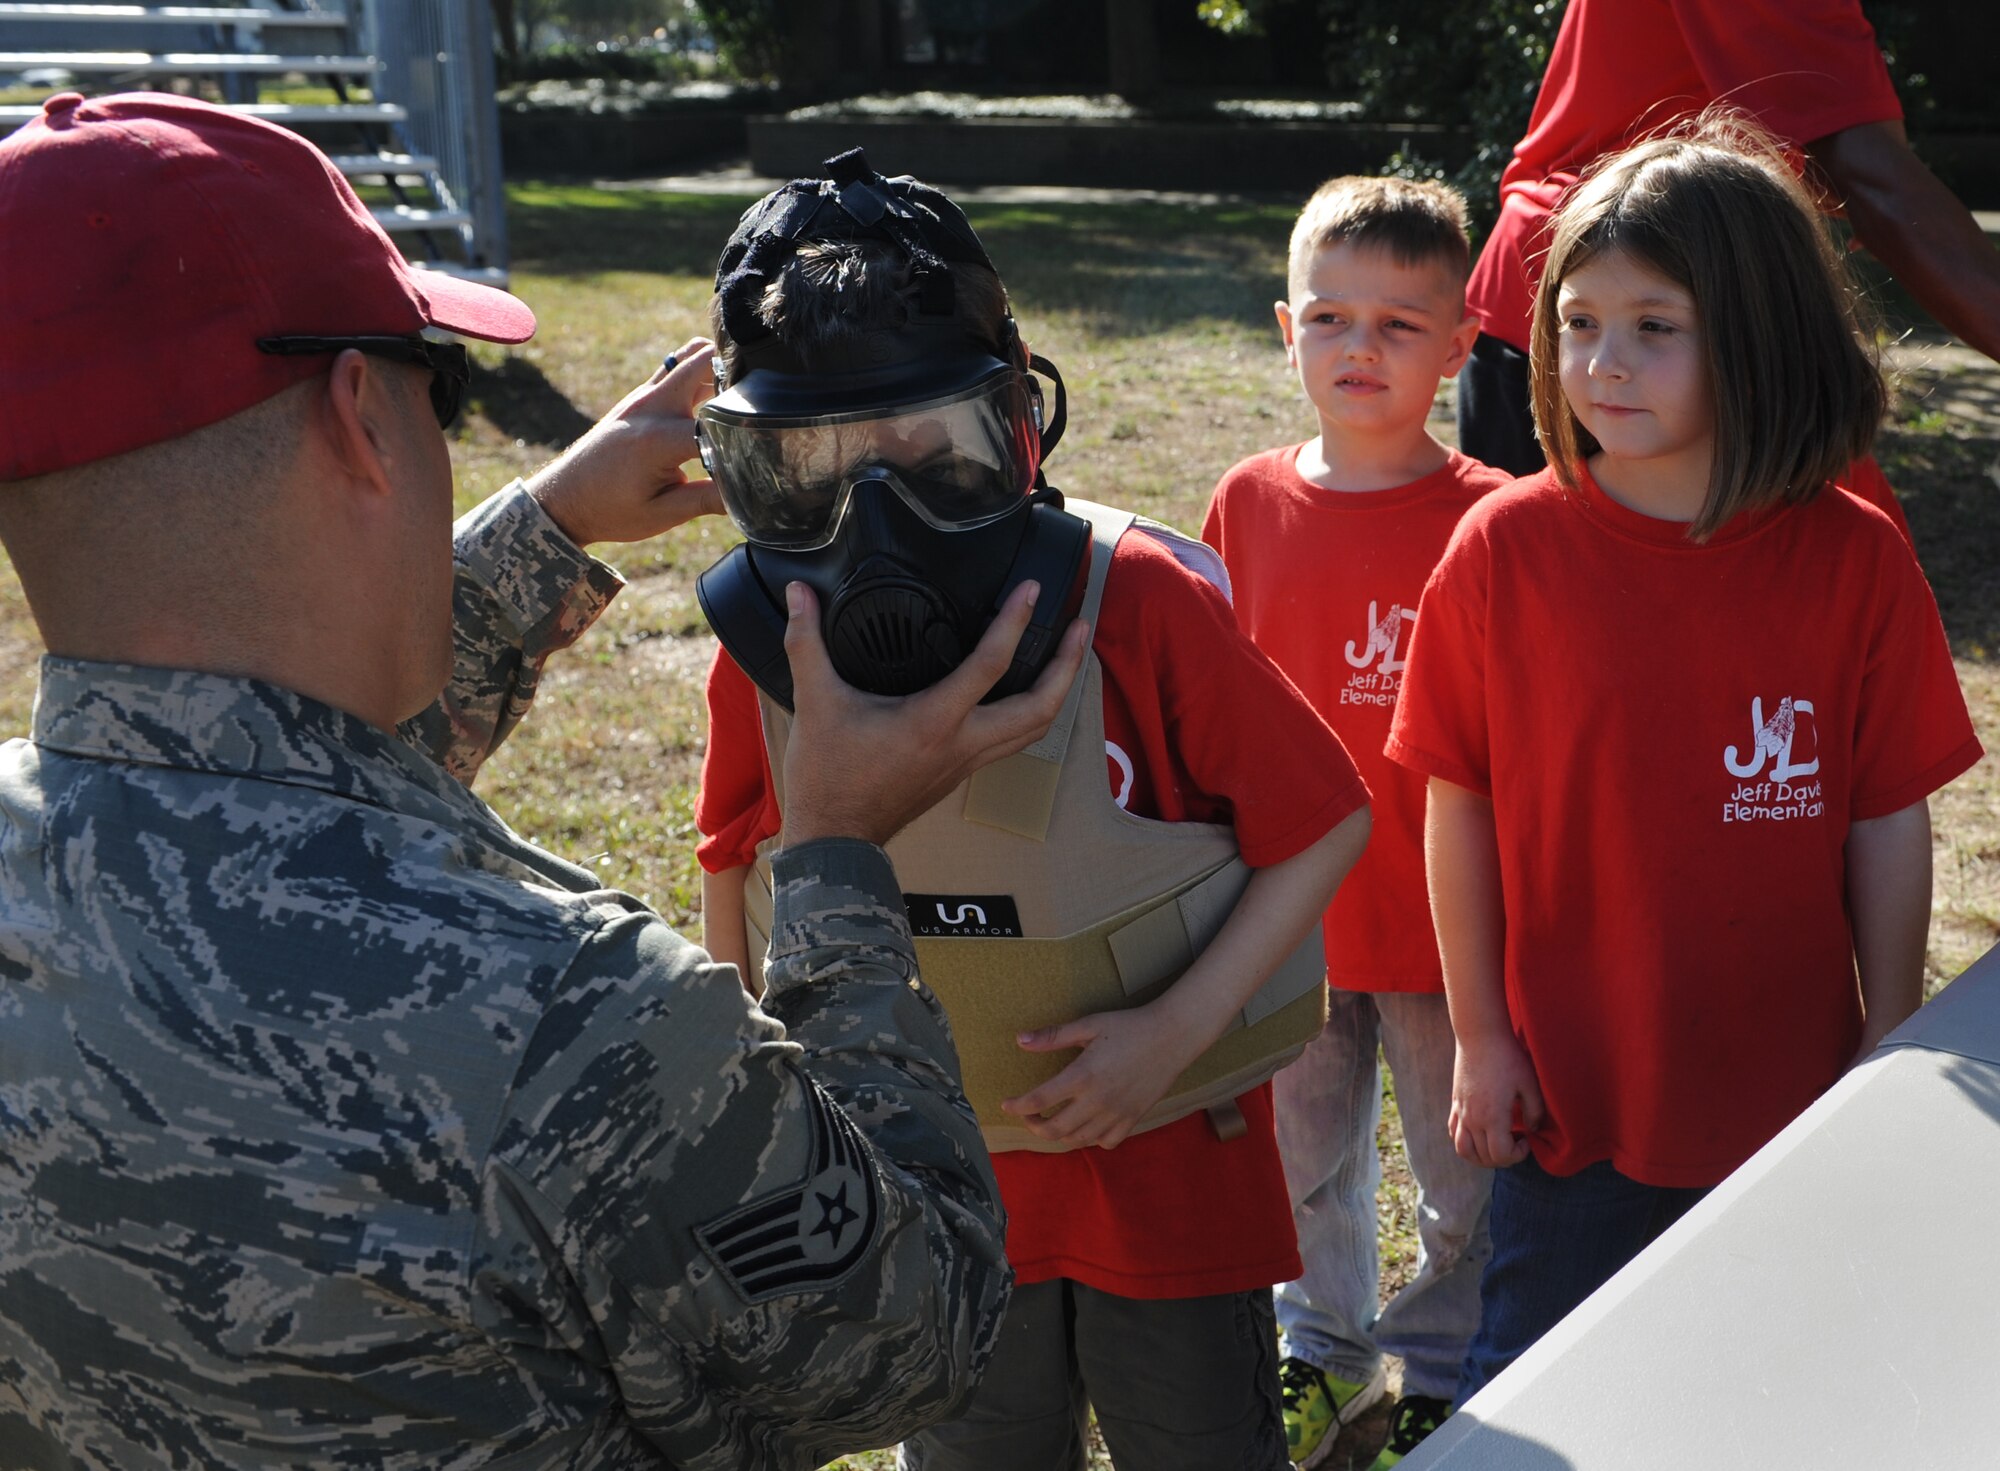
[1199,177,1507,1470]
[693,152,1373,1470]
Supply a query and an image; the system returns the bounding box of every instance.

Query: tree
[1107,0,1164,102]
[691,0,786,81]
[495,0,693,55]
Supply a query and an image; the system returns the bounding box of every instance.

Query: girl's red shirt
[1388,467,1979,1187]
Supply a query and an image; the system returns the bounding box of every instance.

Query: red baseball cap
[0,91,537,479]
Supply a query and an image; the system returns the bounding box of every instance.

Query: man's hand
[1001,1003,1198,1150]
[1448,1032,1544,1169]
[526,338,724,546]
[779,579,1089,850]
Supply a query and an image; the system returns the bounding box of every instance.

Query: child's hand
[1448,1034,1545,1168]
[1000,1005,1201,1150]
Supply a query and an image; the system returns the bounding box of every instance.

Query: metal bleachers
[0,5,341,25]
[0,51,383,75]
[0,1,510,286]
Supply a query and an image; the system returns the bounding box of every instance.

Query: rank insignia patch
[696,1069,883,1302]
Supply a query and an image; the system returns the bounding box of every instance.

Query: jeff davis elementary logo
[1341,600,1413,708]
[1723,696,1825,823]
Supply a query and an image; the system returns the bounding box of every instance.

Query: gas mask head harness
[694,148,1088,710]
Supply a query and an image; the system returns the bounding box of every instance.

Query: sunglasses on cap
[256,334,471,428]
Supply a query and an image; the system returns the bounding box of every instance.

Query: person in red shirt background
[1202,176,1509,1471]
[696,168,1373,1469]
[1457,0,2000,506]
[1394,121,1981,1406]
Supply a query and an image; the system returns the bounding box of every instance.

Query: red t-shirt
[1387,468,1980,1188]
[1467,0,1902,353]
[697,527,1370,1298]
[1834,457,1912,545]
[1202,446,1510,992]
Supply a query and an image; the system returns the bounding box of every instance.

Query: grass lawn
[5,182,1993,1469]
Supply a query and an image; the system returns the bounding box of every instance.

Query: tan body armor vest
[741,499,1328,1151]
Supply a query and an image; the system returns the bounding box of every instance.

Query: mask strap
[1028,352,1067,462]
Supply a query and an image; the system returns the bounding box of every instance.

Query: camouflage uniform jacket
[0,483,1009,1470]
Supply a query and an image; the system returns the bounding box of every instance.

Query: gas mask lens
[698,368,1041,551]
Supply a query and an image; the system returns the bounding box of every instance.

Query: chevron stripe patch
[696,1070,883,1302]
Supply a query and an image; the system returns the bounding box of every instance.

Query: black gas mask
[693,149,1089,710]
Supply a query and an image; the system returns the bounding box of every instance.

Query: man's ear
[317,348,399,495]
[1274,299,1297,365]
[1440,311,1482,380]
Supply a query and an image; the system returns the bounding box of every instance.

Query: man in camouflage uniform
[0,93,1082,1469]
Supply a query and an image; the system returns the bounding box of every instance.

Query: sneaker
[1280,1356,1387,1468]
[1365,1394,1452,1470]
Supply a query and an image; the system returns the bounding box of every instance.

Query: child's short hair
[1286,176,1472,296]
[711,241,1013,380]
[1530,115,1886,539]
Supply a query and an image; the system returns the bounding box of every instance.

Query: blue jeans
[1274,991,1494,1399]
[1456,1156,1710,1404]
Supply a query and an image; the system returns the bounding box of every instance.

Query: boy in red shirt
[1201,176,1509,1471]
[696,160,1372,1470]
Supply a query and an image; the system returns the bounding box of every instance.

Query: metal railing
[354,0,508,279]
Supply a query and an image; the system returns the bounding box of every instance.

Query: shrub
[1202,0,1566,236]
[691,0,785,82]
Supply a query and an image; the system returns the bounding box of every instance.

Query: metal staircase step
[194,101,401,123]
[372,204,472,233]
[0,100,404,123]
[413,261,508,288]
[0,51,379,75]
[0,5,345,24]
[326,151,438,178]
